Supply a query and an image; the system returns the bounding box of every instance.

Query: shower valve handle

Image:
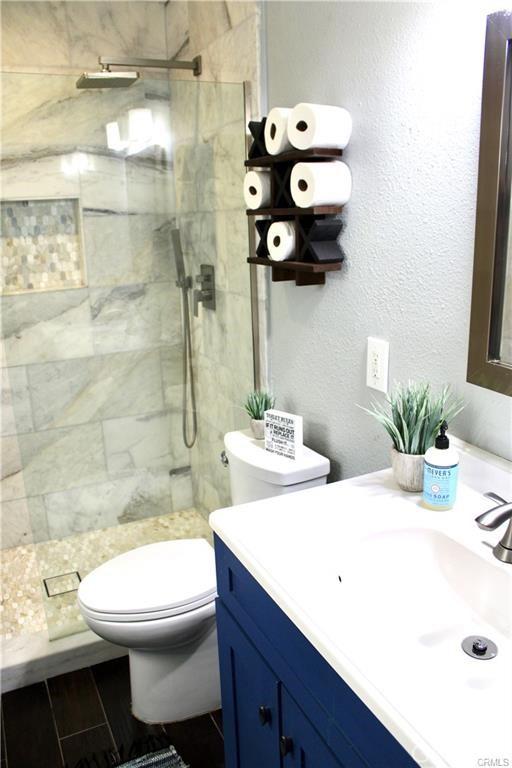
[193,287,213,317]
[193,288,201,317]
[193,264,216,316]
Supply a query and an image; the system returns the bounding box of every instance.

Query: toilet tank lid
[224,430,330,486]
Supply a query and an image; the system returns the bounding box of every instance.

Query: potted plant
[359,382,464,492]
[244,391,275,439]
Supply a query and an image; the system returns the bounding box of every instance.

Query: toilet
[78,430,329,724]
[78,539,219,724]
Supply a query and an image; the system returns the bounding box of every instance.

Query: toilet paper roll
[267,221,296,261]
[288,103,352,150]
[264,107,293,156]
[290,161,352,208]
[243,170,271,210]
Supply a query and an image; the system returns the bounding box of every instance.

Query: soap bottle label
[423,462,458,507]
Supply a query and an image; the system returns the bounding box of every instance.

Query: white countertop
[210,451,512,768]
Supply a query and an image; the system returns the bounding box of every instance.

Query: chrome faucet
[475,492,512,564]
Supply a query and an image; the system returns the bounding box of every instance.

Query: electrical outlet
[366,337,389,393]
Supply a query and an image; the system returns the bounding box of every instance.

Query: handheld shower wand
[172,229,197,449]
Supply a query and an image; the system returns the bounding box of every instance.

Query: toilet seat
[79,591,216,623]
[78,538,217,623]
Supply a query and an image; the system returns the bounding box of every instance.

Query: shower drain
[461,635,498,660]
[43,571,81,598]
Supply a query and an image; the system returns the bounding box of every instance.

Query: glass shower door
[1,72,252,643]
[169,80,254,517]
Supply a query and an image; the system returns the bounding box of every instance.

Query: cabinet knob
[258,705,271,725]
[279,736,293,757]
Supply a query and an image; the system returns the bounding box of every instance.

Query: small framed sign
[264,409,303,460]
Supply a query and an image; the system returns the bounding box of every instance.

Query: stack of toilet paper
[265,102,352,156]
[267,221,296,261]
[244,160,351,211]
[290,160,352,208]
[243,170,271,210]
[243,103,353,212]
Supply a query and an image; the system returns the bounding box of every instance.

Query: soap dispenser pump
[422,421,459,510]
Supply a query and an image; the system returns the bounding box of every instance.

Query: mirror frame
[468,10,512,396]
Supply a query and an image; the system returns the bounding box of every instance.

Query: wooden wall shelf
[246,147,343,167]
[245,121,347,287]
[247,257,341,286]
[246,205,343,217]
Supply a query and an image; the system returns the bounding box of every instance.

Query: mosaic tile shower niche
[1,198,85,295]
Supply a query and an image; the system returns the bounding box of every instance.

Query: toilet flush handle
[220,450,229,467]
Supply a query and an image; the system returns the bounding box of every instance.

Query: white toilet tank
[224,430,330,505]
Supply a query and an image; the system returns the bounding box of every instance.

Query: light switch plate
[366,337,389,393]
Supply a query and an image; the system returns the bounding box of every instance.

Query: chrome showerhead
[76,54,201,89]
[76,69,139,89]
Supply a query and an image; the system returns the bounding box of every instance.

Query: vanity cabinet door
[216,601,280,768]
[280,688,347,768]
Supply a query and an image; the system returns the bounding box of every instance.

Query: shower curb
[0,628,126,692]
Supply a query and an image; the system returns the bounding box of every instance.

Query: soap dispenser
[422,421,459,510]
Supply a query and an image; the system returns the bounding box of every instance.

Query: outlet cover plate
[366,337,389,393]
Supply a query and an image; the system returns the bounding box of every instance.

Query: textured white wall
[266,1,512,478]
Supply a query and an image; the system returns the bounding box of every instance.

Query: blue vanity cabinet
[216,602,280,768]
[217,600,345,768]
[280,687,348,768]
[215,536,420,768]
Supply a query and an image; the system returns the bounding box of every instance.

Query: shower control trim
[194,264,216,317]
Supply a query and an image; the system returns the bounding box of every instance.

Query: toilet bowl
[78,538,220,724]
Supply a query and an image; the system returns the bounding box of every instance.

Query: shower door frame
[244,80,265,392]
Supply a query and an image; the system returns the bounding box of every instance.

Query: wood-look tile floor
[1,656,224,768]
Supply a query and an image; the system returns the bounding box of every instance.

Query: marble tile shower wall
[0,74,193,550]
[165,1,261,112]
[170,81,254,515]
[1,0,262,528]
[163,2,262,516]
[1,1,168,72]
[165,3,267,517]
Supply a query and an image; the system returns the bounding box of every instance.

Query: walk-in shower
[0,67,253,667]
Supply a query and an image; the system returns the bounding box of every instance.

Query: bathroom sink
[211,466,512,767]
[340,528,511,640]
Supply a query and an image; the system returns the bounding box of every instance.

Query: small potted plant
[244,391,275,439]
[359,382,464,492]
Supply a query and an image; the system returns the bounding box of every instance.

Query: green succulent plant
[244,391,275,421]
[359,382,464,455]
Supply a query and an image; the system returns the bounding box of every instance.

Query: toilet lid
[78,539,217,617]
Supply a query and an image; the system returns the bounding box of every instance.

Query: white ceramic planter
[250,419,265,440]
[390,447,424,492]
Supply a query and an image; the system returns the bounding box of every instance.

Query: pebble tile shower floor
[1,508,212,640]
[1,656,225,768]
